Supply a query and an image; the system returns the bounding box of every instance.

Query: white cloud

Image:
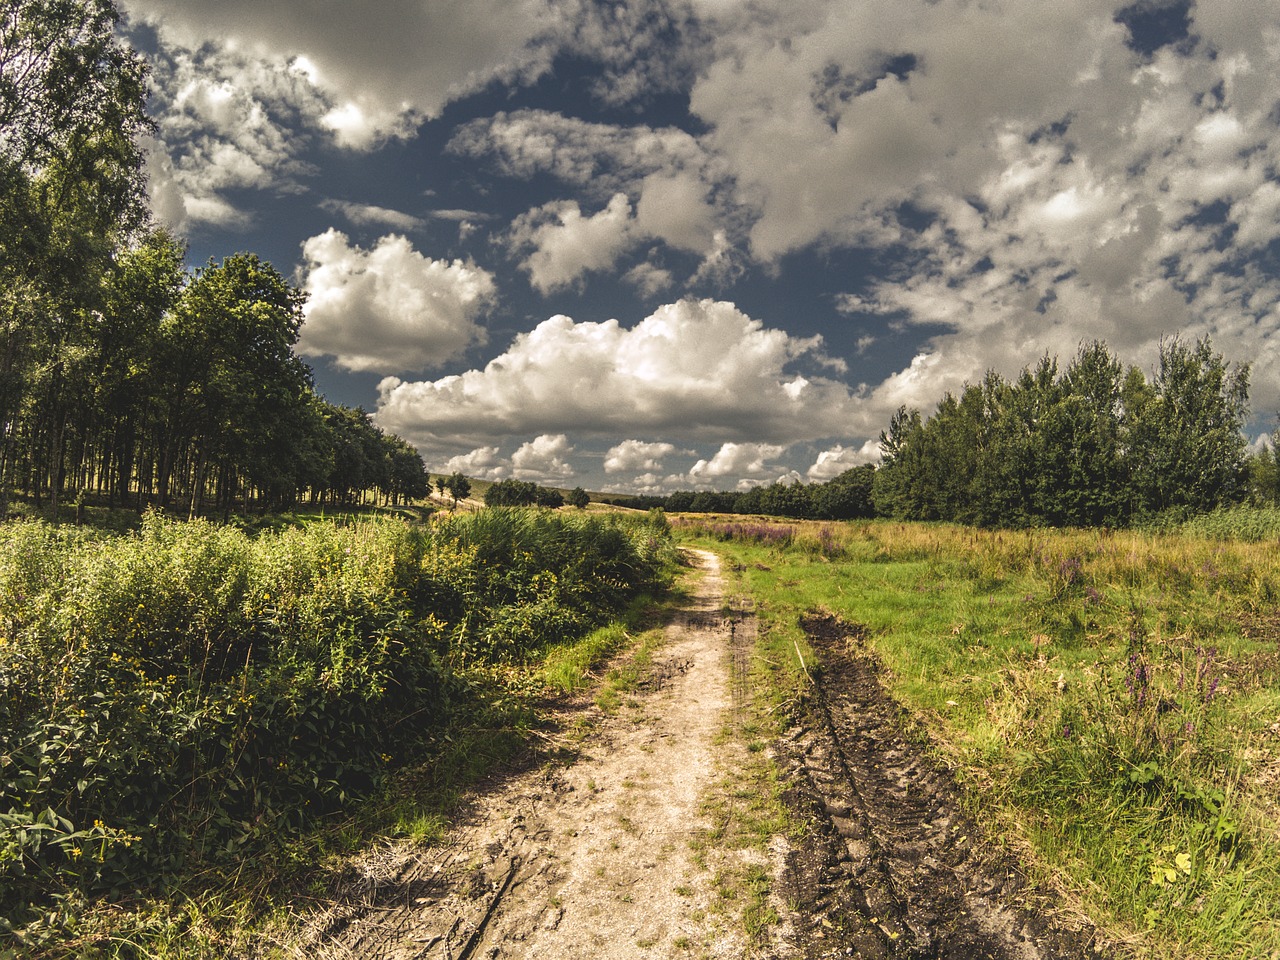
[298,229,496,374]
[443,446,507,480]
[689,443,786,483]
[634,172,719,254]
[632,0,1280,415]
[123,0,559,149]
[624,261,675,297]
[141,47,321,230]
[320,200,426,232]
[447,110,714,194]
[511,193,638,293]
[604,440,679,474]
[807,441,880,480]
[375,298,870,455]
[512,434,576,481]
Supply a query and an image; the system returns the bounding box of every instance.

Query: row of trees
[645,464,877,520]
[1,1,429,515]
[872,339,1250,527]
[608,339,1255,530]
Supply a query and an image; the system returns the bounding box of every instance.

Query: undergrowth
[0,507,675,955]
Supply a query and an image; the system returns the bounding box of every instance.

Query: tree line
[0,0,429,516]
[872,338,1250,527]
[604,464,877,521]
[610,338,1263,529]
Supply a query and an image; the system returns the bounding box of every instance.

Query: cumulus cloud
[443,446,507,480]
[512,434,576,481]
[141,47,322,230]
[511,193,638,293]
[375,298,870,455]
[807,441,880,480]
[453,111,735,287]
[624,261,675,297]
[298,229,496,374]
[447,110,714,196]
[604,440,679,474]
[509,186,736,292]
[689,442,786,483]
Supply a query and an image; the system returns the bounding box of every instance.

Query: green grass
[678,516,1280,960]
[675,558,804,952]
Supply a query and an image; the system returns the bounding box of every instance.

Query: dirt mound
[775,612,1105,960]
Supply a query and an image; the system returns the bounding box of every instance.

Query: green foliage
[1167,505,1280,542]
[872,338,1250,529]
[653,464,876,521]
[441,471,472,507]
[0,509,673,931]
[0,3,429,519]
[482,478,564,508]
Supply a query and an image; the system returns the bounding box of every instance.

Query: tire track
[776,612,1104,960]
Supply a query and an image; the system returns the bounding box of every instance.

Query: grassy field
[678,515,1280,960]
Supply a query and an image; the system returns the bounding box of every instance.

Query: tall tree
[1128,337,1250,517]
[0,0,151,513]
[154,254,311,512]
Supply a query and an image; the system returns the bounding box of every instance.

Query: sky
[119,0,1280,495]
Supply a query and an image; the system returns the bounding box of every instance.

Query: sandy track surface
[299,553,1104,960]
[305,548,753,959]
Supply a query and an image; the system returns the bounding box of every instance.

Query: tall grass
[686,519,1280,959]
[0,508,674,942]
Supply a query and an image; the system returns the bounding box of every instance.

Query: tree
[566,486,589,510]
[1128,337,1250,517]
[1247,441,1279,506]
[484,478,539,507]
[872,405,923,519]
[383,435,429,505]
[154,254,311,513]
[444,471,471,508]
[814,464,876,519]
[0,0,151,513]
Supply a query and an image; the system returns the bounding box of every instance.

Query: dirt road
[306,548,761,958]
[302,549,1102,959]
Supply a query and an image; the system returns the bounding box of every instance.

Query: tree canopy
[0,0,431,516]
[872,339,1250,527]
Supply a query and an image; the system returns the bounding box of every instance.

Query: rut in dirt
[775,612,1105,960]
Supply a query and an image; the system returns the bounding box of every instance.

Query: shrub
[0,508,673,926]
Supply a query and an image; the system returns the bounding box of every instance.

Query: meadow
[679,513,1280,960]
[0,507,674,952]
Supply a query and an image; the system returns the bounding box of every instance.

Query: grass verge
[682,559,809,957]
[678,515,1280,960]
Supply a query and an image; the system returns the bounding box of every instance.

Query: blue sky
[121,0,1280,493]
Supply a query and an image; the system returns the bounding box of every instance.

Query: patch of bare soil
[775,612,1105,960]
[298,548,753,959]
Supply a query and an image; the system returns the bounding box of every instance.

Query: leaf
[1175,852,1192,874]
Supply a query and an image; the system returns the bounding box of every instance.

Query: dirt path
[304,548,754,959]
[299,554,1103,960]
